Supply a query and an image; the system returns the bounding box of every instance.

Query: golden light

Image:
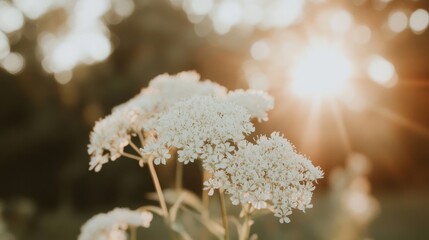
[211,1,243,34]
[190,0,213,15]
[388,11,408,33]
[367,55,397,87]
[54,71,73,85]
[250,40,270,60]
[409,9,429,34]
[0,31,10,59]
[329,10,353,33]
[176,0,305,34]
[352,25,372,45]
[1,52,24,74]
[13,0,52,20]
[0,2,24,33]
[290,43,353,98]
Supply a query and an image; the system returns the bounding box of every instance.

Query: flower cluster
[114,71,227,131]
[143,95,255,166]
[88,111,133,172]
[204,133,324,223]
[87,70,323,225]
[87,71,226,171]
[226,89,274,122]
[78,208,153,240]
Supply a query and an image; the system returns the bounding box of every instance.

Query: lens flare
[0,2,24,33]
[250,40,270,60]
[290,43,353,98]
[409,9,429,34]
[367,55,397,87]
[388,11,408,33]
[1,52,24,74]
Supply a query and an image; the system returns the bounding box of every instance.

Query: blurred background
[0,0,428,239]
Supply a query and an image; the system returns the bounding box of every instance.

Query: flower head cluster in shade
[78,208,153,240]
[87,71,226,172]
[142,95,255,165]
[203,133,324,223]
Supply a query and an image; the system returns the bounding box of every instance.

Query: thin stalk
[138,131,145,146]
[242,216,250,240]
[129,141,142,156]
[240,205,252,240]
[147,156,169,223]
[130,226,137,240]
[199,170,210,240]
[175,161,183,191]
[202,170,210,219]
[121,152,142,161]
[218,188,229,240]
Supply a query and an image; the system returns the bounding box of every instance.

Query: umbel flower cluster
[88,71,227,171]
[83,71,323,239]
[78,208,153,240]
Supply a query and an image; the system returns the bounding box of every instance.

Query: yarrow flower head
[78,208,153,240]
[143,95,255,166]
[205,132,324,223]
[87,71,226,171]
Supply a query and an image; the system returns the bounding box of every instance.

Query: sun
[290,43,353,98]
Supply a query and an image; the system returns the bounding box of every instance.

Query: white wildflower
[143,95,254,165]
[88,71,226,171]
[148,71,227,101]
[87,111,132,172]
[114,71,227,131]
[208,132,323,223]
[226,89,274,122]
[203,178,222,196]
[78,208,153,240]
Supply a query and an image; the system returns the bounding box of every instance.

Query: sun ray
[300,99,322,151]
[329,100,353,153]
[397,79,429,88]
[369,105,429,138]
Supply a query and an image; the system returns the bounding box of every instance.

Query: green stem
[148,156,169,223]
[218,188,229,240]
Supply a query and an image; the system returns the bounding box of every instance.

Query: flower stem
[147,156,169,223]
[218,188,229,240]
[242,217,250,240]
[130,226,137,240]
[175,161,183,191]
[202,170,210,219]
[138,131,145,146]
[121,152,142,161]
[129,140,142,156]
[240,205,252,240]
